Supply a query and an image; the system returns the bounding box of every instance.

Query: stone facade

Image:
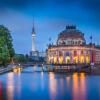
[47,25,100,65]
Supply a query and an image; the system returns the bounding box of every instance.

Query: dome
[57,25,86,45]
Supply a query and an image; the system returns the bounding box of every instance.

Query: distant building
[39,51,46,58]
[29,21,46,62]
[30,21,39,61]
[47,25,100,65]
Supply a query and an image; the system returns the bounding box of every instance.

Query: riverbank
[1,64,100,75]
[0,64,16,74]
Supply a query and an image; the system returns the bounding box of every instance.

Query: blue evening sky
[0,0,100,54]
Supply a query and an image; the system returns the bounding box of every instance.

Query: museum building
[47,25,100,65]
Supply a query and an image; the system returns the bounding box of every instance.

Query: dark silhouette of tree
[0,25,15,66]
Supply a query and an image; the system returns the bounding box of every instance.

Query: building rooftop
[58,25,85,40]
[56,25,86,46]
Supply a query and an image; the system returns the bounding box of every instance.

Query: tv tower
[30,18,39,58]
[32,20,36,52]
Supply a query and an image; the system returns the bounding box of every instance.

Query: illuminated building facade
[47,25,100,65]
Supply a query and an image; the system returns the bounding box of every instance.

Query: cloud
[0,0,100,54]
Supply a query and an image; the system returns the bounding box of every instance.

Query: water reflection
[16,72,21,99]
[80,73,86,100]
[49,72,57,100]
[6,72,14,100]
[59,78,65,95]
[41,72,44,90]
[1,68,100,100]
[66,76,71,87]
[0,81,2,100]
[72,73,79,100]
[72,73,86,100]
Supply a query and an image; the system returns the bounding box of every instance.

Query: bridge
[0,64,27,74]
[0,63,94,74]
[0,64,50,74]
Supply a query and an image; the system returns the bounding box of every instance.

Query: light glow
[59,56,63,64]
[86,56,90,64]
[80,56,84,63]
[66,56,70,64]
[54,56,57,64]
[74,57,78,63]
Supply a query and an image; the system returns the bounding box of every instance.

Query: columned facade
[47,25,100,65]
[47,46,92,64]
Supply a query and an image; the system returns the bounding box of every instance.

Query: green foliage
[14,54,27,63]
[0,25,15,66]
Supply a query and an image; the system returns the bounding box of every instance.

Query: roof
[58,25,85,40]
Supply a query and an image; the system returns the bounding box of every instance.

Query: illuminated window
[86,56,90,64]
[80,56,84,63]
[66,56,70,64]
[59,56,63,64]
[74,57,78,63]
[54,56,57,64]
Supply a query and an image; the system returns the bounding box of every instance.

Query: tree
[14,54,27,63]
[0,25,15,66]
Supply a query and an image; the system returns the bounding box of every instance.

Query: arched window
[86,55,90,64]
[73,57,78,63]
[59,51,63,64]
[54,56,57,64]
[80,56,84,63]
[59,56,63,64]
[66,56,70,64]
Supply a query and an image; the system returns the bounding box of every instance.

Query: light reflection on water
[49,72,57,100]
[0,67,100,100]
[72,73,86,100]
[0,81,2,100]
[6,73,14,100]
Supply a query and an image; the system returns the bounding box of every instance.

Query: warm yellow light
[13,68,17,73]
[86,56,90,64]
[74,57,78,63]
[59,56,63,64]
[66,56,70,64]
[13,68,21,73]
[80,56,84,63]
[80,73,85,77]
[54,56,57,64]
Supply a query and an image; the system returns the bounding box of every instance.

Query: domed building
[57,25,86,46]
[47,25,100,65]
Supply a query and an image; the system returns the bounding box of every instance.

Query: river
[0,67,100,100]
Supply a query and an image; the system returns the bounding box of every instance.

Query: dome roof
[58,25,85,40]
